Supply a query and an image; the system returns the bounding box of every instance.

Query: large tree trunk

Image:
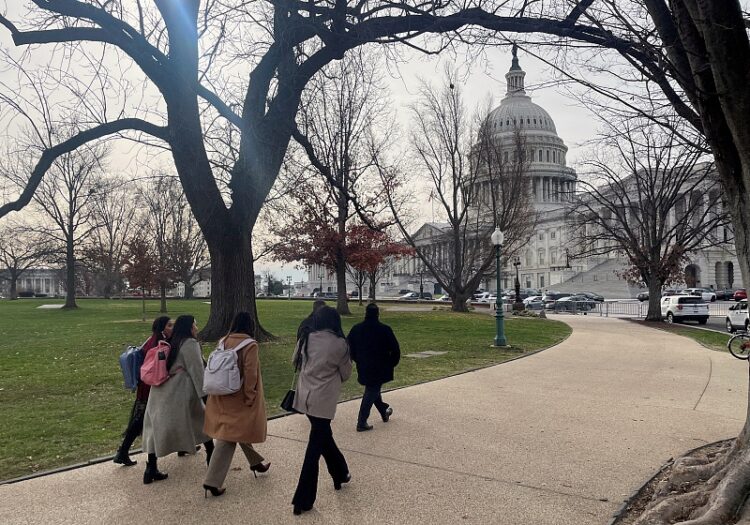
[184,279,194,300]
[369,272,376,301]
[452,291,471,312]
[645,278,663,321]
[199,231,270,341]
[63,235,77,309]
[9,270,18,300]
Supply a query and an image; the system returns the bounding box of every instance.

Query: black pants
[292,416,349,509]
[118,399,147,453]
[357,384,389,427]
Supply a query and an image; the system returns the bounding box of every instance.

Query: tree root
[631,440,750,525]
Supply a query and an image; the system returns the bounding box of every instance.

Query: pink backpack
[140,341,173,386]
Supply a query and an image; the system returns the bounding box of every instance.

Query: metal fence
[545,300,735,318]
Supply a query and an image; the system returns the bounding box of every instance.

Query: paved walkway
[1,317,747,524]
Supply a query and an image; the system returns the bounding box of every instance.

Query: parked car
[348,290,359,298]
[577,291,605,302]
[542,291,571,306]
[398,292,432,301]
[398,289,411,295]
[725,300,749,332]
[661,289,679,297]
[714,288,735,301]
[478,293,497,304]
[637,292,649,302]
[435,295,452,302]
[661,295,709,324]
[523,295,544,309]
[683,287,717,302]
[734,289,747,301]
[553,295,598,312]
[313,291,339,299]
[471,290,486,301]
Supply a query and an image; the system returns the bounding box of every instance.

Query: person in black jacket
[347,303,400,432]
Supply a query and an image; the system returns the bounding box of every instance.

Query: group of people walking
[114,300,400,516]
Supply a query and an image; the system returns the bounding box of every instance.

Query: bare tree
[384,73,536,311]
[0,221,54,299]
[281,51,394,314]
[83,178,137,298]
[570,118,729,321]
[29,146,107,308]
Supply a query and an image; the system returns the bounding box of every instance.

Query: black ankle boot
[113,448,137,467]
[143,454,168,485]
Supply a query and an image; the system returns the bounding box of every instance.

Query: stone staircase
[553,258,642,299]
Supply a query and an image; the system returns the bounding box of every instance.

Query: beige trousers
[204,440,265,488]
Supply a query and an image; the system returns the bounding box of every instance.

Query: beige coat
[204,333,267,443]
[142,338,210,457]
[292,330,352,420]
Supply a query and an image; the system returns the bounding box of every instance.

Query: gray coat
[292,330,352,420]
[142,338,210,457]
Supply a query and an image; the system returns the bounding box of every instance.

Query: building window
[539,275,545,288]
[546,150,550,162]
[538,249,545,265]
[538,150,542,161]
[550,249,558,264]
[538,232,544,241]
[504,151,508,162]
[551,231,556,240]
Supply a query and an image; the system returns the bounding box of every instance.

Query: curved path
[1,317,747,524]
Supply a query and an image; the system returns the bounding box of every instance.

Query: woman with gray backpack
[202,311,269,497]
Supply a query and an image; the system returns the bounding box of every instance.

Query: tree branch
[0,119,168,219]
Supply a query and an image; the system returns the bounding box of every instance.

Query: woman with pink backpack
[141,315,215,484]
[202,311,270,497]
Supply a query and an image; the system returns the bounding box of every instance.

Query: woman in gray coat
[141,315,213,484]
[291,306,352,515]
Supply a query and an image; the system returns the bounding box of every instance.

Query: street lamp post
[513,257,522,307]
[491,228,508,347]
[287,275,292,299]
[318,272,324,296]
[419,267,424,302]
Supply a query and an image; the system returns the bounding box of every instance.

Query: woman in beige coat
[202,311,269,497]
[291,305,352,515]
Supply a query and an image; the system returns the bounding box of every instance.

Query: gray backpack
[203,337,255,396]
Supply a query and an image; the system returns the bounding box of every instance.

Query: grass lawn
[639,320,730,353]
[0,298,570,481]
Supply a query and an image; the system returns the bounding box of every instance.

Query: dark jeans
[292,416,349,509]
[118,399,147,453]
[357,384,389,427]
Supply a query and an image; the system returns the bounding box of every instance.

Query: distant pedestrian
[347,303,400,432]
[113,316,173,467]
[202,312,270,498]
[141,315,214,485]
[297,299,326,341]
[291,306,352,515]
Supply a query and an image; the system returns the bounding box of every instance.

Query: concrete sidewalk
[1,317,746,524]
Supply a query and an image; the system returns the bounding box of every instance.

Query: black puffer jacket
[347,317,400,386]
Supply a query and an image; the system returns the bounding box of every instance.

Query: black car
[714,288,735,301]
[542,291,572,306]
[577,291,604,302]
[637,292,649,302]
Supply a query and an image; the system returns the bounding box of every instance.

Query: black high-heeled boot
[203,484,226,498]
[334,472,351,490]
[143,454,168,485]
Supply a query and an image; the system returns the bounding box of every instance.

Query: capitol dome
[486,47,560,136]
[475,46,577,208]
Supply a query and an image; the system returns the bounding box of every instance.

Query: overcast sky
[0,6,600,284]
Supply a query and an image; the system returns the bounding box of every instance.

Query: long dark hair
[227,311,255,338]
[295,306,344,370]
[313,306,345,338]
[152,316,171,343]
[167,315,195,370]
